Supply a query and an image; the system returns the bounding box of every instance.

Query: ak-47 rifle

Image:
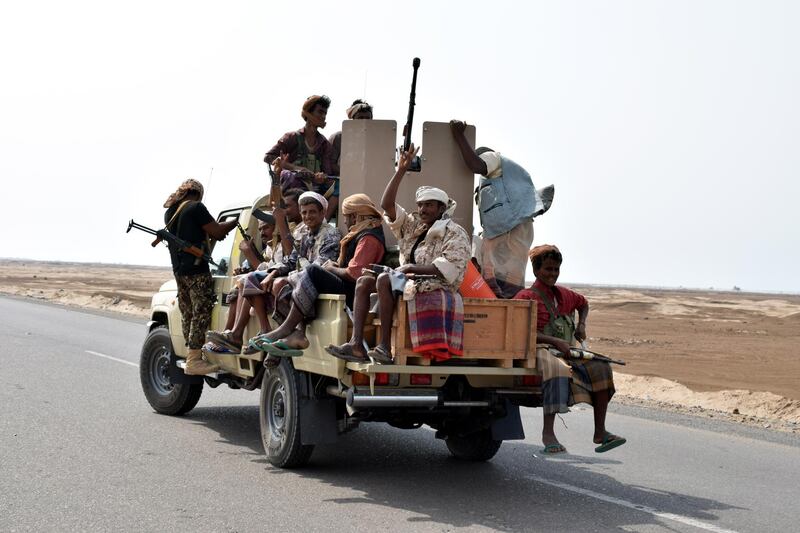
[401,57,422,172]
[548,345,626,365]
[268,164,282,250]
[365,264,436,292]
[236,222,265,265]
[126,219,219,267]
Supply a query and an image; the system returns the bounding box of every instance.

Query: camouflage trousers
[175,272,215,349]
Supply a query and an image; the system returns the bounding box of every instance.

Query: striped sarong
[535,347,615,415]
[241,270,270,297]
[407,289,464,361]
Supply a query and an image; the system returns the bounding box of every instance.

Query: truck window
[210,210,242,276]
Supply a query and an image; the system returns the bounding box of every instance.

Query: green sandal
[594,433,626,453]
[541,443,567,454]
[262,341,304,358]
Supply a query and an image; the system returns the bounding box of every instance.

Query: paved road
[1,296,798,532]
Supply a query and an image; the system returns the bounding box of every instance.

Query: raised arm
[449,120,488,175]
[271,206,294,257]
[381,144,419,221]
[202,218,237,240]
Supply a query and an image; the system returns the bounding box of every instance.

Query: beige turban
[346,100,373,119]
[528,244,562,266]
[341,193,381,217]
[338,193,383,266]
[163,178,204,208]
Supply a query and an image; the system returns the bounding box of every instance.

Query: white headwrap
[415,186,457,240]
[298,191,328,216]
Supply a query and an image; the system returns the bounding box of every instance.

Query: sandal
[203,341,235,354]
[367,345,394,365]
[248,335,277,352]
[206,330,242,351]
[261,341,304,358]
[541,443,567,454]
[325,344,368,363]
[594,433,626,453]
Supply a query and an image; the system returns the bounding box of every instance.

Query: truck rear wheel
[259,359,314,468]
[140,326,203,416]
[445,429,502,462]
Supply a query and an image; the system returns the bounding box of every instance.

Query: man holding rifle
[163,179,237,375]
[513,244,626,455]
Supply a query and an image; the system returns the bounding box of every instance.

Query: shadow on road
[183,404,743,531]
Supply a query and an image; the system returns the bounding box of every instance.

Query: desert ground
[2,259,797,432]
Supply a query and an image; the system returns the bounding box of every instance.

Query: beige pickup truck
[139,121,545,468]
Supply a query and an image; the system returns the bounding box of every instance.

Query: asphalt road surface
[1,296,798,532]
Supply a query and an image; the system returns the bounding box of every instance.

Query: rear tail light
[410,374,432,385]
[352,372,370,386]
[351,372,390,386]
[514,375,542,387]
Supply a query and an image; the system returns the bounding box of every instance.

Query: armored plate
[339,119,476,245]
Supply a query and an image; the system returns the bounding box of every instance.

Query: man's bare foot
[325,342,368,363]
[280,329,310,350]
[264,326,293,341]
[542,433,566,454]
[593,432,626,453]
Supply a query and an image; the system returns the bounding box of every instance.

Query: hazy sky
[1,1,798,293]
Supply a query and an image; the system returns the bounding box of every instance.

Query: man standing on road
[450,120,554,298]
[163,179,237,375]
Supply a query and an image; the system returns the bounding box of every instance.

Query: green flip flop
[248,334,276,348]
[262,341,304,358]
[594,433,626,453]
[541,443,567,454]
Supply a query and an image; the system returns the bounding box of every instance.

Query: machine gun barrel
[403,57,420,151]
[401,57,422,172]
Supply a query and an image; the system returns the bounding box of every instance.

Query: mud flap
[299,398,338,445]
[491,400,525,440]
[167,351,203,385]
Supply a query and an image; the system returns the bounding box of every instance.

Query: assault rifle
[548,345,626,365]
[268,164,283,250]
[126,219,219,267]
[401,57,422,172]
[365,264,436,292]
[236,221,265,265]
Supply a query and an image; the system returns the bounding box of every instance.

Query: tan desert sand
[2,259,797,432]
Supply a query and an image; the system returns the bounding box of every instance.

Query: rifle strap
[165,200,192,231]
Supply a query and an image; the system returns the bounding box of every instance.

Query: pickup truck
[138,121,545,468]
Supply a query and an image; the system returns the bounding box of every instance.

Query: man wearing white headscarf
[251,193,386,355]
[326,145,471,364]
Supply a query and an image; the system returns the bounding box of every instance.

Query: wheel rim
[149,345,174,396]
[268,379,287,445]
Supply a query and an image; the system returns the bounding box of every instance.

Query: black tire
[140,326,203,416]
[259,359,314,468]
[445,429,503,461]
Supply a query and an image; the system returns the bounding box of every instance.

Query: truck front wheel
[140,326,203,416]
[445,429,503,462]
[259,359,314,468]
